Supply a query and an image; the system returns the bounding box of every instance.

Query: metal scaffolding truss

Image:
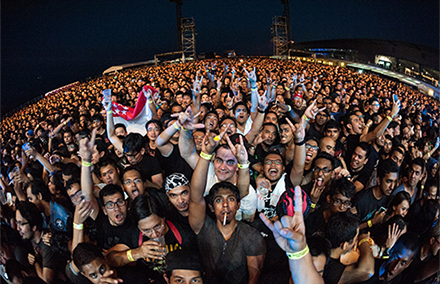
[181,17,196,59]
[272,16,289,57]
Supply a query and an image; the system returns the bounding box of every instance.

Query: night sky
[2,0,439,116]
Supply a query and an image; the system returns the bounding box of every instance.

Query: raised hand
[78,129,97,161]
[385,223,402,249]
[243,67,257,85]
[74,199,94,225]
[226,135,248,164]
[304,100,326,120]
[260,185,306,253]
[98,270,123,284]
[202,124,230,155]
[171,107,205,131]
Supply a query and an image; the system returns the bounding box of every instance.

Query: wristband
[173,122,181,131]
[427,152,431,157]
[73,223,84,230]
[286,245,309,260]
[127,250,135,262]
[237,162,250,169]
[310,203,316,209]
[386,116,392,122]
[63,121,67,126]
[251,87,257,91]
[287,105,292,112]
[302,114,310,122]
[285,87,290,91]
[294,140,305,146]
[257,108,265,114]
[421,185,425,190]
[147,99,153,104]
[82,161,92,167]
[200,152,213,161]
[367,220,373,228]
[107,110,112,114]
[358,238,370,247]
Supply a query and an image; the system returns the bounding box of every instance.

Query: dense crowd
[1,58,439,284]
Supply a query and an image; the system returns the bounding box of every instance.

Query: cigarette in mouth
[223,213,227,225]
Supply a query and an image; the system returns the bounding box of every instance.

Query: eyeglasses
[141,223,165,237]
[124,178,142,186]
[264,159,282,165]
[305,144,319,151]
[16,221,29,227]
[104,199,126,210]
[313,166,332,174]
[332,198,351,208]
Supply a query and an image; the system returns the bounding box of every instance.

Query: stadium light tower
[169,0,196,59]
[272,0,292,57]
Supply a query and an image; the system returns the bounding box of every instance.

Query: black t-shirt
[350,164,374,188]
[32,237,66,276]
[323,257,346,284]
[352,187,388,223]
[92,210,140,250]
[307,123,323,140]
[155,143,193,181]
[305,208,326,237]
[134,154,162,184]
[197,216,266,284]
[345,134,360,165]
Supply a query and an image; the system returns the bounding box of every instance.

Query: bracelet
[173,122,181,131]
[127,250,135,262]
[73,223,84,230]
[63,121,67,126]
[147,99,153,104]
[237,162,250,169]
[294,140,305,146]
[421,185,425,190]
[302,114,310,122]
[82,161,92,167]
[386,116,392,122]
[251,87,257,91]
[358,238,370,247]
[367,220,373,228]
[286,245,309,260]
[287,105,292,112]
[310,203,316,209]
[107,110,112,114]
[285,87,290,91]
[200,152,213,161]
[427,152,431,157]
[257,108,265,114]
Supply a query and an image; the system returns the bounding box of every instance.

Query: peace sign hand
[260,185,306,253]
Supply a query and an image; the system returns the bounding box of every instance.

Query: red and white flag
[105,86,157,136]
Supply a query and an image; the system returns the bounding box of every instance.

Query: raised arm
[24,147,56,174]
[290,117,307,186]
[226,135,249,199]
[339,233,375,284]
[246,89,268,144]
[103,92,124,154]
[189,127,227,234]
[360,98,400,143]
[260,186,324,284]
[78,130,100,220]
[177,108,205,169]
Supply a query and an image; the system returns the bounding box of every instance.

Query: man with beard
[392,158,425,204]
[352,159,399,231]
[322,213,374,284]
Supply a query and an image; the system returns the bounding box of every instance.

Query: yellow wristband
[127,250,135,262]
[63,121,67,126]
[358,238,370,247]
[386,116,392,122]
[421,185,425,190]
[107,110,112,114]
[182,126,189,131]
[173,122,181,130]
[310,203,316,209]
[200,152,213,161]
[367,220,373,228]
[302,114,310,122]
[237,162,250,169]
[73,223,84,230]
[427,152,431,157]
[286,245,309,260]
[82,161,92,167]
[147,99,153,104]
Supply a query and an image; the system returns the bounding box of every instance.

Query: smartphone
[22,142,31,152]
[393,94,398,103]
[378,207,386,214]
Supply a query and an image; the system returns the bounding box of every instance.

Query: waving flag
[105,86,157,136]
